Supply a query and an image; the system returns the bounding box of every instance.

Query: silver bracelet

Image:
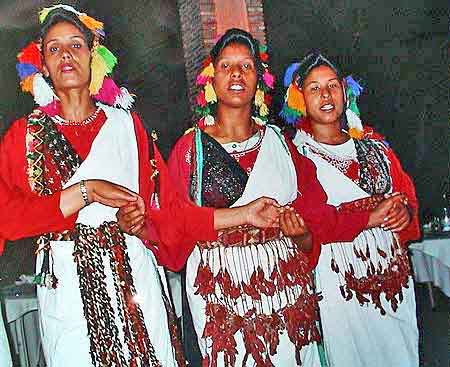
[79,180,90,206]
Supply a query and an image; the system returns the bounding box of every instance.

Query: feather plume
[89,48,108,95]
[32,73,57,106]
[287,84,306,114]
[283,62,300,87]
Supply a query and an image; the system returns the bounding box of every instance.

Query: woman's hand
[86,179,138,207]
[60,179,139,218]
[116,196,147,236]
[367,192,410,231]
[279,206,312,251]
[244,197,280,228]
[381,197,411,232]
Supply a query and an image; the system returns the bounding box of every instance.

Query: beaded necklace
[52,106,102,126]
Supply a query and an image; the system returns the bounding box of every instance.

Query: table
[0,285,45,367]
[409,234,450,307]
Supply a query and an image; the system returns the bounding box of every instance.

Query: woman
[167,29,396,367]
[2,6,279,367]
[280,52,420,366]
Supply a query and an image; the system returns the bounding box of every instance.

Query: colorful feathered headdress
[280,58,365,139]
[194,43,275,127]
[16,4,133,114]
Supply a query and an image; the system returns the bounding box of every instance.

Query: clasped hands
[367,192,411,232]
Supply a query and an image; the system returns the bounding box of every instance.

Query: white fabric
[0,304,12,367]
[36,104,177,367]
[410,238,450,297]
[187,126,321,367]
[294,131,419,367]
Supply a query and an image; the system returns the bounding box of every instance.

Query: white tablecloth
[409,237,450,297]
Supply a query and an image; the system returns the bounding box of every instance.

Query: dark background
[0,0,448,278]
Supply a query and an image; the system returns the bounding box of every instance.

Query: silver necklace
[52,106,102,126]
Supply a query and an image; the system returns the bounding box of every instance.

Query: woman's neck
[207,104,255,143]
[311,121,349,145]
[57,88,96,122]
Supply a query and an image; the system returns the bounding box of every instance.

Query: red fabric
[385,148,420,245]
[0,112,108,254]
[285,137,370,269]
[168,129,369,271]
[360,130,420,244]
[131,114,216,271]
[0,111,216,265]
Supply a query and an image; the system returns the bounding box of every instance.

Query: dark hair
[210,28,264,78]
[40,8,94,49]
[295,52,341,87]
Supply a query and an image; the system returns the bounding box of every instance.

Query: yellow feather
[89,49,108,95]
[201,63,215,77]
[254,89,264,106]
[259,103,269,117]
[204,82,217,103]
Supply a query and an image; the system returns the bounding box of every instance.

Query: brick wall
[178,0,266,113]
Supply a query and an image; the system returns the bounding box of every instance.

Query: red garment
[0,110,216,264]
[385,147,420,244]
[169,128,370,270]
[321,134,420,246]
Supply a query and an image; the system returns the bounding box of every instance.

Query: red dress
[0,109,216,270]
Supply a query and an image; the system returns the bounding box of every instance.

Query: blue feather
[16,63,38,79]
[283,62,300,87]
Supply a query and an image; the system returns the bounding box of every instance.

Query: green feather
[96,46,117,73]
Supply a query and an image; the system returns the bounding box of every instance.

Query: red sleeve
[131,115,216,271]
[0,118,77,254]
[286,138,370,269]
[386,147,420,245]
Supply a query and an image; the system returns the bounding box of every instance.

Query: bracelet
[79,180,90,206]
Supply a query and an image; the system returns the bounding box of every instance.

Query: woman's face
[42,21,91,93]
[213,42,258,109]
[302,65,345,127]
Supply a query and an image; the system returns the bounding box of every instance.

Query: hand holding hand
[368,192,410,231]
[86,179,138,208]
[244,197,280,228]
[116,196,147,236]
[279,206,312,251]
[381,194,411,232]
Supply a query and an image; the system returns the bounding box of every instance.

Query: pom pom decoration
[279,83,306,125]
[32,73,58,106]
[16,4,134,113]
[194,44,275,126]
[344,76,364,139]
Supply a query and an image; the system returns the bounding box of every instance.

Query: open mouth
[60,63,75,73]
[320,103,335,112]
[229,83,244,91]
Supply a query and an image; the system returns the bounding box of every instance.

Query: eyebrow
[45,35,85,44]
[304,77,339,87]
